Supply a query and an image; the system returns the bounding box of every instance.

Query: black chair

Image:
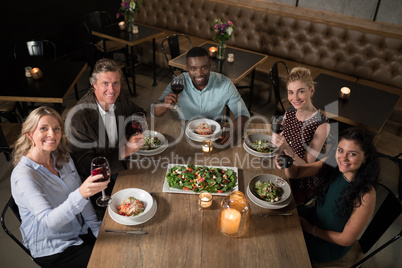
[349,152,402,267]
[161,34,192,74]
[269,61,289,115]
[1,197,37,263]
[0,101,22,123]
[13,40,57,61]
[0,122,21,161]
[84,11,127,56]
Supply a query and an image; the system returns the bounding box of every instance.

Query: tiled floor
[0,65,400,267]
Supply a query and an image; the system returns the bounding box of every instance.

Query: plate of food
[162,164,238,196]
[243,133,277,158]
[186,119,221,141]
[135,130,168,156]
[247,174,292,209]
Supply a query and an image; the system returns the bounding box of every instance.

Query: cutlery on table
[258,212,293,217]
[104,229,148,235]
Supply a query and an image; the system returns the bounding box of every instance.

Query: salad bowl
[136,130,168,156]
[247,174,291,207]
[243,133,277,158]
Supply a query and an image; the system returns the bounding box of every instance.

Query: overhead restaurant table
[312,73,400,133]
[169,42,268,113]
[87,116,311,268]
[92,24,165,97]
[0,60,87,114]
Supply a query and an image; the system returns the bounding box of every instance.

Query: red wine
[92,167,110,182]
[171,84,184,94]
[125,120,144,138]
[272,123,283,134]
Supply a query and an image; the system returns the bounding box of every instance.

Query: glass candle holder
[201,140,213,154]
[209,47,217,57]
[227,53,234,63]
[339,87,351,99]
[132,25,139,34]
[198,192,213,209]
[30,67,43,80]
[218,191,250,237]
[25,66,32,77]
[118,21,126,30]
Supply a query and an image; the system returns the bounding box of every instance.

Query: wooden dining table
[87,116,311,268]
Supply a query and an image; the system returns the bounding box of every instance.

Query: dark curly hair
[315,127,379,217]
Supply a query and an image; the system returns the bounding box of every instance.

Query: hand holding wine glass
[170,72,184,109]
[91,156,112,207]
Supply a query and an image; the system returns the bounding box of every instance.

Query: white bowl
[244,133,277,158]
[187,118,221,138]
[248,174,291,206]
[109,188,153,222]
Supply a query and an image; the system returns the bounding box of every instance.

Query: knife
[258,212,293,217]
[104,229,148,235]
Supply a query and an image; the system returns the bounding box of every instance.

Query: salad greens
[141,135,161,150]
[254,180,284,202]
[166,164,237,193]
[251,140,273,153]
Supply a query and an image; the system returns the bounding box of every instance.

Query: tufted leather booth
[136,0,402,90]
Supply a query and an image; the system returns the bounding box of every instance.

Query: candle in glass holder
[118,21,126,30]
[132,25,139,34]
[202,140,213,154]
[198,192,212,209]
[220,208,241,235]
[30,67,43,80]
[227,53,234,63]
[25,66,32,77]
[209,47,217,57]
[339,87,351,99]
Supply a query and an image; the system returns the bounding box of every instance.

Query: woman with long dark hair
[279,127,379,265]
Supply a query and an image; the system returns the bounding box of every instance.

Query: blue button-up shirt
[11,156,101,258]
[157,72,250,120]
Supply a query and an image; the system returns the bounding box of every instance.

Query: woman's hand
[271,133,289,151]
[79,174,109,199]
[299,216,315,235]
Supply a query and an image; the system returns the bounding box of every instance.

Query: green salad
[166,164,237,193]
[254,180,284,202]
[141,135,162,150]
[251,140,273,153]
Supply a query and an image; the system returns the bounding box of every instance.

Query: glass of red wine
[126,112,147,140]
[91,156,112,207]
[171,73,184,110]
[271,116,284,134]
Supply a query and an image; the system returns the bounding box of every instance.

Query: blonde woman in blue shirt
[11,106,109,268]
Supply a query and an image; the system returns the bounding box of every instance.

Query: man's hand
[119,134,145,159]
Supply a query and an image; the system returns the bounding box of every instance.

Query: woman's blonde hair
[13,106,70,169]
[286,66,315,89]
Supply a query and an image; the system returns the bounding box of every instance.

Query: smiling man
[66,58,145,213]
[153,47,250,144]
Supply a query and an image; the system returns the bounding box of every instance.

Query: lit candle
[202,140,213,153]
[118,21,126,30]
[199,192,212,209]
[227,53,234,63]
[132,25,139,34]
[209,47,217,57]
[30,67,43,80]
[339,87,351,99]
[220,208,241,235]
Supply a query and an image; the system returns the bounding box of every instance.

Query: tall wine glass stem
[96,190,111,207]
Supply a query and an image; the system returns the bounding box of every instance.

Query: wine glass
[271,115,284,134]
[126,112,148,140]
[171,73,184,110]
[91,156,112,207]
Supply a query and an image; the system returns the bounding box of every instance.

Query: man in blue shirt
[153,47,250,144]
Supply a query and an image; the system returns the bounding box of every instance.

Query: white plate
[108,197,157,226]
[247,185,292,209]
[243,133,277,158]
[162,163,239,196]
[248,174,291,205]
[185,127,220,142]
[135,130,168,156]
[187,118,221,138]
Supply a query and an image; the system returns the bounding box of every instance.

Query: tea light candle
[132,25,139,34]
[220,208,241,235]
[227,53,234,63]
[209,47,217,57]
[199,192,212,209]
[202,140,213,153]
[339,87,351,99]
[118,21,126,30]
[30,67,43,80]
[25,66,32,78]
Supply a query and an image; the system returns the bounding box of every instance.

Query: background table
[87,116,311,268]
[313,74,400,133]
[169,42,268,112]
[0,60,87,114]
[92,24,165,96]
